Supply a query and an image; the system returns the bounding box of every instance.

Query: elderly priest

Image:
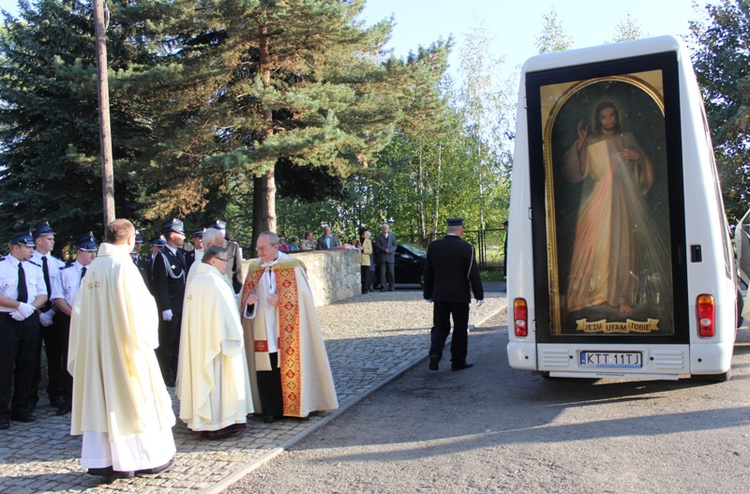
[177,246,253,438]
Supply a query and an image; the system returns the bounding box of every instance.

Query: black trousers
[379,261,395,290]
[0,312,40,420]
[31,314,70,404]
[429,301,470,365]
[55,313,73,404]
[157,313,182,385]
[360,266,372,294]
[256,352,284,418]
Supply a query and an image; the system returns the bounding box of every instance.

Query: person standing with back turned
[68,219,175,481]
[423,218,484,371]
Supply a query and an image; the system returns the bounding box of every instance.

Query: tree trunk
[432,144,442,238]
[93,0,115,226]
[251,24,277,253]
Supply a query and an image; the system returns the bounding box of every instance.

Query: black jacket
[423,235,483,304]
[151,247,187,313]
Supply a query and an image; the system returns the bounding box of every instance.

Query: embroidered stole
[241,261,302,416]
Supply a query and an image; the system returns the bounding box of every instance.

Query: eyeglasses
[216,257,228,263]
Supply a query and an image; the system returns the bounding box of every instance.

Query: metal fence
[403,228,507,270]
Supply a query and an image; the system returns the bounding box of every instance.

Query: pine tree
[0,0,139,246]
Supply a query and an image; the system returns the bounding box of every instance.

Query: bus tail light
[514,298,528,337]
[697,294,715,337]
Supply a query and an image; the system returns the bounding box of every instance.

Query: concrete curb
[205,302,508,493]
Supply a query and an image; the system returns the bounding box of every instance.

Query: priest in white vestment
[68,219,175,481]
[240,231,338,423]
[177,246,253,437]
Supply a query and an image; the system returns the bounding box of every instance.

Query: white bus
[506,35,738,381]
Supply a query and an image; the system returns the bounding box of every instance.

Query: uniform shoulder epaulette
[61,262,75,269]
[0,257,6,262]
[27,260,41,268]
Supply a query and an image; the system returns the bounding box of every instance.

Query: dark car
[373,242,427,288]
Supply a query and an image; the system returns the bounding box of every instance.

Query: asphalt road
[226,312,750,494]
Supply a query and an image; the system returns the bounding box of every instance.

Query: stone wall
[241,248,360,307]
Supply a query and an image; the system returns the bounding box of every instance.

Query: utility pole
[93,0,115,226]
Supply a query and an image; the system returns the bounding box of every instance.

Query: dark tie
[17,263,28,303]
[80,266,87,284]
[41,256,51,295]
[41,255,53,309]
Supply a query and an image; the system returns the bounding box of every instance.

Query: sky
[0,0,708,77]
[360,0,707,79]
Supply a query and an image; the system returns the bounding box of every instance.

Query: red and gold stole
[240,259,303,417]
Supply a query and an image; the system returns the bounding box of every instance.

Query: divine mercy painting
[541,71,674,335]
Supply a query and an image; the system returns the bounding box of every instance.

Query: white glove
[17,302,35,318]
[10,311,25,321]
[476,299,484,308]
[39,310,55,327]
[162,309,174,321]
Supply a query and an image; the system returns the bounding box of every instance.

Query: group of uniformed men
[0,218,243,430]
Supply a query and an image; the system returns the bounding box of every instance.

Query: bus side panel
[506,65,540,371]
[678,54,737,375]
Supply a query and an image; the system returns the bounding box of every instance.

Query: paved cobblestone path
[0,288,507,493]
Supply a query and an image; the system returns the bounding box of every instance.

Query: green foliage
[535,7,573,54]
[610,14,647,43]
[0,0,139,246]
[0,0,511,249]
[690,0,750,222]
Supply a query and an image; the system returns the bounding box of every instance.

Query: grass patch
[480,269,505,282]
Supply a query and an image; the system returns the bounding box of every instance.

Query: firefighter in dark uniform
[29,221,66,413]
[185,228,205,273]
[49,232,98,415]
[423,218,484,372]
[0,232,48,429]
[132,230,151,287]
[151,219,187,386]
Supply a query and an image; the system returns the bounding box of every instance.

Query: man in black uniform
[132,230,151,287]
[0,232,48,429]
[151,218,187,386]
[423,218,484,371]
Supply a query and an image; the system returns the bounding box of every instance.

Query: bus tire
[695,370,732,383]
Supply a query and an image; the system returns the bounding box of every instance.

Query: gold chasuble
[240,252,338,418]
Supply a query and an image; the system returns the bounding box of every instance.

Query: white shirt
[245,258,279,353]
[51,260,87,307]
[0,255,46,312]
[30,250,64,290]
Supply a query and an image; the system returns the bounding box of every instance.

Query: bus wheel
[696,370,732,382]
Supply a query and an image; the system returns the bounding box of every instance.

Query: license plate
[579,351,642,369]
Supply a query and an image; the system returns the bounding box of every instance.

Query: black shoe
[428,355,439,371]
[0,418,10,430]
[206,423,246,439]
[56,401,71,416]
[135,458,173,476]
[262,415,276,423]
[451,362,474,371]
[88,466,134,481]
[51,396,66,409]
[11,412,36,423]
